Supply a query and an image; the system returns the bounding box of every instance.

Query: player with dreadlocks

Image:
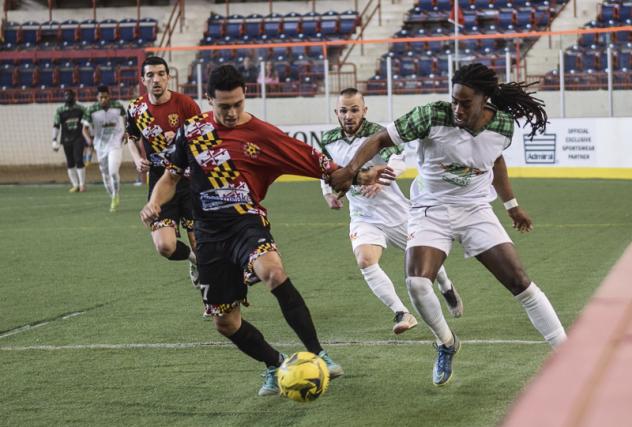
[329,63,566,386]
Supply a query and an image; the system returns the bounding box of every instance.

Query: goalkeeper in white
[318,88,463,335]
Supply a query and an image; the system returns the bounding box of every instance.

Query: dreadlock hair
[452,63,548,138]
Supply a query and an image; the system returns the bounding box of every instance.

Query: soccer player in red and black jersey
[140,65,392,396]
[127,56,202,288]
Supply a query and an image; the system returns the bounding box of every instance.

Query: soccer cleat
[69,186,79,193]
[110,194,120,212]
[202,304,212,320]
[318,350,344,379]
[189,261,200,289]
[393,311,418,335]
[432,333,461,386]
[441,284,464,318]
[258,354,286,396]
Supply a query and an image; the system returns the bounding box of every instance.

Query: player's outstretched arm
[140,170,180,227]
[329,129,395,193]
[492,155,533,233]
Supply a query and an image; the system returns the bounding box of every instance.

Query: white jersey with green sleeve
[319,120,409,226]
[82,101,126,160]
[386,101,514,206]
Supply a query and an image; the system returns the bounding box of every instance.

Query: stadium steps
[341,0,416,82]
[525,0,600,76]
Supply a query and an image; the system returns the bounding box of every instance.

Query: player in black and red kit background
[140,65,386,397]
[127,56,201,288]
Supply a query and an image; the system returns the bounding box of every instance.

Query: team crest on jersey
[349,232,358,241]
[440,163,484,187]
[243,142,261,159]
[407,232,416,241]
[168,113,180,128]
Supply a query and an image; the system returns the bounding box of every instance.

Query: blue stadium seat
[617,49,631,70]
[534,6,551,27]
[264,13,283,38]
[21,21,40,45]
[283,12,302,38]
[564,50,581,73]
[60,19,79,43]
[40,21,60,44]
[301,12,320,37]
[600,4,618,24]
[207,17,224,39]
[418,56,435,75]
[399,55,418,76]
[339,10,358,36]
[245,14,264,38]
[78,62,95,87]
[139,18,157,42]
[39,62,55,87]
[226,14,244,38]
[2,21,20,45]
[80,19,98,44]
[463,11,478,30]
[119,18,138,42]
[498,8,515,30]
[435,0,453,12]
[578,32,599,48]
[320,11,340,37]
[474,0,493,10]
[0,64,15,88]
[515,7,535,30]
[98,65,117,86]
[99,19,118,43]
[17,63,36,87]
[620,3,632,23]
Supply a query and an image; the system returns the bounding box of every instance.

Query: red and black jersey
[126,92,201,170]
[167,112,337,222]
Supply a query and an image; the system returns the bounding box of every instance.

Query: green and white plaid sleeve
[82,104,95,126]
[53,106,62,127]
[385,103,436,146]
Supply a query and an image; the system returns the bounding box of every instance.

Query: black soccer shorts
[196,214,278,316]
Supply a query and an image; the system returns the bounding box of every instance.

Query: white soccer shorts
[406,203,512,258]
[349,221,408,252]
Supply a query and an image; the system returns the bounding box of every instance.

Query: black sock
[228,320,280,367]
[167,240,190,261]
[272,278,323,355]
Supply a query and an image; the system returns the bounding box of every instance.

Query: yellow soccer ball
[278,352,330,402]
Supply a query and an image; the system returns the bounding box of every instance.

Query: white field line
[0,339,545,351]
[0,311,84,340]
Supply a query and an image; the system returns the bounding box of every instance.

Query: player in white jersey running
[82,86,127,212]
[330,64,566,386]
[318,88,463,335]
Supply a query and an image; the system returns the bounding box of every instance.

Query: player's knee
[155,240,176,258]
[356,256,376,269]
[213,316,239,337]
[260,266,287,288]
[405,276,434,296]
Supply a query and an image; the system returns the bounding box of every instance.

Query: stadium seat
[119,18,138,42]
[399,55,418,76]
[226,14,244,38]
[60,19,79,44]
[564,51,581,73]
[0,64,15,88]
[207,17,224,39]
[21,21,40,45]
[620,3,632,23]
[301,12,320,37]
[139,17,157,41]
[339,10,359,36]
[498,8,515,30]
[78,62,95,87]
[98,65,117,86]
[244,14,264,39]
[617,48,632,70]
[17,63,36,87]
[80,19,98,44]
[534,6,551,28]
[58,62,75,87]
[321,11,340,37]
[40,21,60,44]
[515,7,535,30]
[463,11,478,30]
[599,4,618,24]
[474,0,493,10]
[418,56,435,75]
[99,19,118,43]
[2,21,21,45]
[283,12,302,38]
[38,63,56,88]
[263,13,283,38]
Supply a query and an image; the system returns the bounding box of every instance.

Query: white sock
[67,168,79,188]
[188,249,197,264]
[111,172,120,196]
[406,276,454,346]
[435,265,452,293]
[101,173,114,196]
[515,282,567,348]
[360,264,408,314]
[76,168,86,187]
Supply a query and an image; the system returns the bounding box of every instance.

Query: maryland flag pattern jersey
[167,113,336,221]
[126,92,201,170]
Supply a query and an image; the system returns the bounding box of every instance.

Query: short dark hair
[207,65,245,97]
[63,88,75,96]
[340,87,361,97]
[141,56,170,76]
[97,85,109,94]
